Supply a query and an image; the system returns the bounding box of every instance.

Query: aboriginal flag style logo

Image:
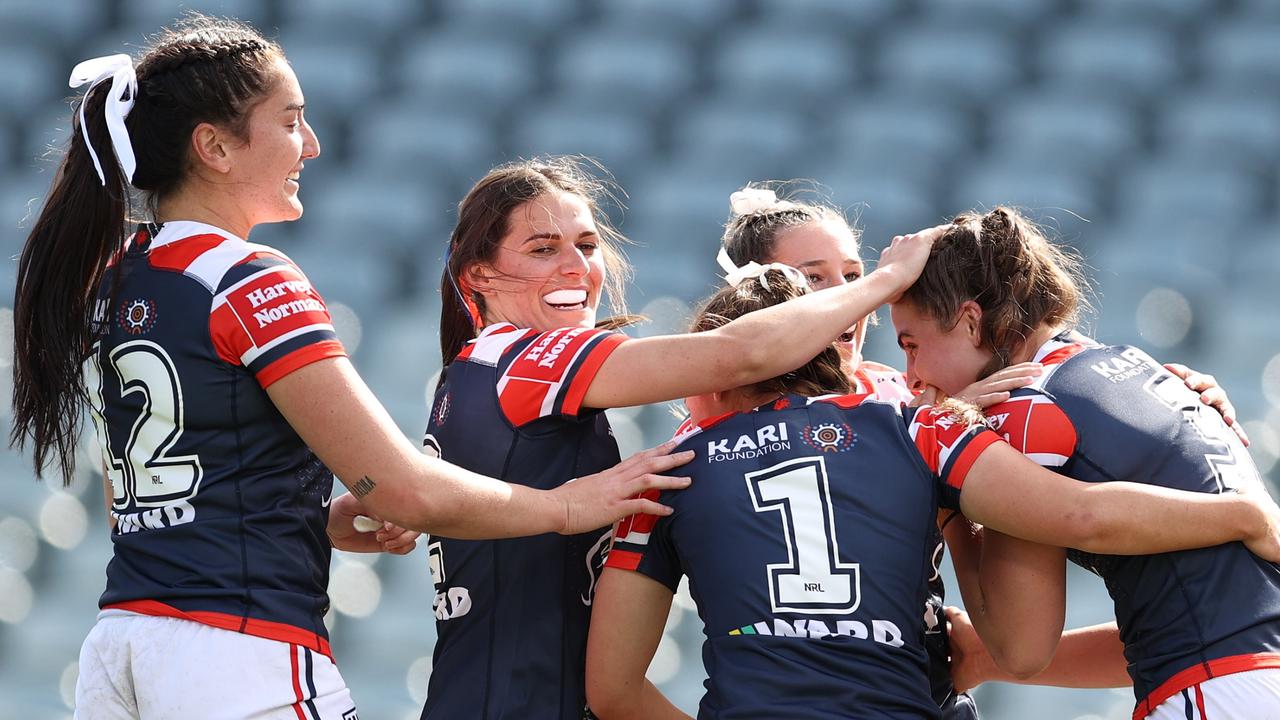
[802,422,857,453]
[432,391,451,427]
[118,298,158,335]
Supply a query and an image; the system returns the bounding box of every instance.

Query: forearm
[960,444,1263,555]
[1013,623,1130,688]
[713,269,905,383]
[944,518,1066,677]
[352,453,564,540]
[591,680,690,720]
[1075,483,1260,555]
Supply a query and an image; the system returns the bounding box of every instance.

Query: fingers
[626,449,696,476]
[623,498,675,518]
[629,472,692,495]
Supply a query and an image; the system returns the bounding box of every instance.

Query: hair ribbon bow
[69,54,138,185]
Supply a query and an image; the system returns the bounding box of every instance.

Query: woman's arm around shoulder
[267,356,692,538]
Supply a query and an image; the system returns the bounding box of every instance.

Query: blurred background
[2,0,1279,717]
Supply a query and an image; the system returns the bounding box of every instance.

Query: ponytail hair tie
[69,54,138,186]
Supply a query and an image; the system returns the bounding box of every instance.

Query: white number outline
[1143,372,1260,492]
[746,456,860,615]
[85,340,204,508]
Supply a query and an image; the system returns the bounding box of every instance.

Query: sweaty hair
[691,269,850,398]
[899,206,1090,379]
[439,156,633,364]
[11,16,284,485]
[720,182,857,268]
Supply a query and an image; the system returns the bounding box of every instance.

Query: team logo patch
[801,423,856,453]
[432,392,451,426]
[118,298,157,335]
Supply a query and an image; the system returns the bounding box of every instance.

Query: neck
[156,180,251,239]
[1009,324,1064,365]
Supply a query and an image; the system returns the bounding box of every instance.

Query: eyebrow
[521,230,597,246]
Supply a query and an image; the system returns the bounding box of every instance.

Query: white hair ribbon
[69,54,138,186]
[729,187,778,216]
[715,247,805,291]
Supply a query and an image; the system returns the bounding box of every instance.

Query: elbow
[1063,503,1120,554]
[585,674,626,720]
[989,642,1053,681]
[718,331,772,388]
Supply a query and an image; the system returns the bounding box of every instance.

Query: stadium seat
[755,0,900,27]
[670,97,810,170]
[277,30,384,116]
[986,91,1142,176]
[0,39,62,112]
[914,0,1064,29]
[0,0,107,45]
[709,25,857,106]
[825,91,974,185]
[1199,20,1280,90]
[279,0,424,34]
[594,0,742,35]
[1115,155,1268,227]
[509,98,657,172]
[298,168,453,256]
[948,160,1100,234]
[121,0,271,31]
[1073,0,1217,24]
[551,29,698,112]
[347,99,501,180]
[799,163,939,251]
[1039,21,1181,99]
[397,26,539,113]
[437,0,581,33]
[874,22,1022,104]
[1157,89,1280,167]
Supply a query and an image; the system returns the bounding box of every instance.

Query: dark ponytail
[10,15,283,485]
[10,82,132,484]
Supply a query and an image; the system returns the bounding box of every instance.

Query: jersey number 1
[746,457,860,614]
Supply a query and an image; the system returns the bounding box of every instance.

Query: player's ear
[190,122,234,175]
[958,301,984,348]
[464,263,496,294]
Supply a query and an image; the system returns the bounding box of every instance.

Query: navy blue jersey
[607,392,1000,719]
[421,323,627,720]
[86,221,346,655]
[984,332,1280,717]
[851,363,976,718]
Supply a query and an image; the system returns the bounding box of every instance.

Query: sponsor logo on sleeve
[223,268,331,350]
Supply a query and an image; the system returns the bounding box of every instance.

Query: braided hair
[898,207,1091,379]
[11,15,284,484]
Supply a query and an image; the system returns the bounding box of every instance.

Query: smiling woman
[422,157,944,719]
[8,19,697,720]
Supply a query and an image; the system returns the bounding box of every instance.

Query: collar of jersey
[1032,329,1096,364]
[146,220,246,250]
[473,322,520,342]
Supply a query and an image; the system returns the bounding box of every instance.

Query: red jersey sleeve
[606,489,682,592]
[984,392,1078,468]
[209,255,345,387]
[906,406,1002,492]
[496,327,626,427]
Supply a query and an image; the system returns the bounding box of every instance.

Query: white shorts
[1145,668,1280,720]
[75,610,359,720]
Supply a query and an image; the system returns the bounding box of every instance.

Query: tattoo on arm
[352,476,376,498]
